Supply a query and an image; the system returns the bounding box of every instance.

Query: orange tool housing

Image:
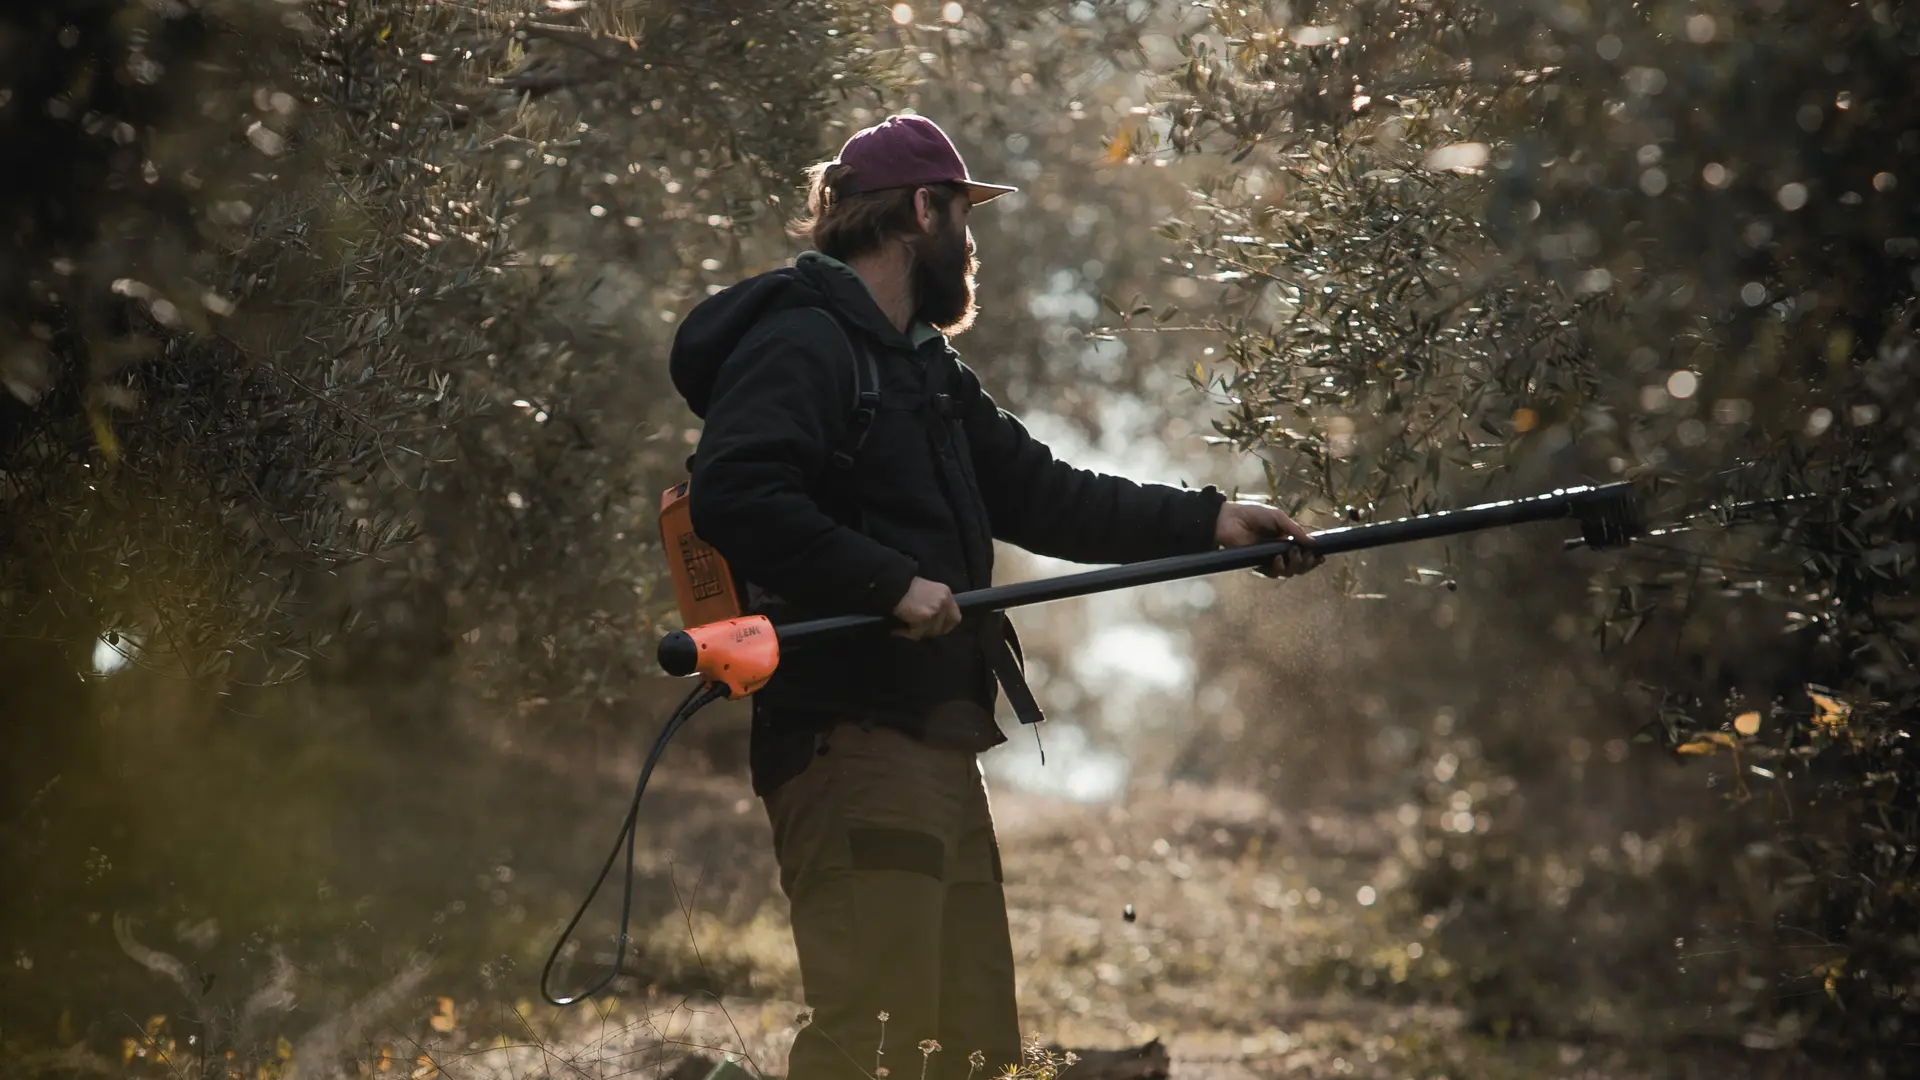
[657,615,780,698]
[659,481,745,628]
[658,481,779,697]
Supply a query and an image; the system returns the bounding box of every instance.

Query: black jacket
[670,252,1226,756]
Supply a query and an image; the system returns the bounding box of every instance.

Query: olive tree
[1133,0,1918,1063]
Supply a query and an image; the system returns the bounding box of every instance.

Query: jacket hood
[669,252,904,417]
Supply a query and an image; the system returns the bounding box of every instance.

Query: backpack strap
[986,614,1047,730]
[816,309,881,471]
[689,310,877,474]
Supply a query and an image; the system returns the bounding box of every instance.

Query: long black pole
[770,482,1632,646]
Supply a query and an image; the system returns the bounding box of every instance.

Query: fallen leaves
[1675,732,1737,755]
[1677,689,1850,757]
[1808,689,1850,733]
[1813,957,1847,1001]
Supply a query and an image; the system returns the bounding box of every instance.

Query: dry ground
[341,768,1826,1080]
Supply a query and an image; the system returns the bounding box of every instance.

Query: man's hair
[789,161,966,261]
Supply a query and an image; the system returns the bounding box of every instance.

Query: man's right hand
[891,576,962,640]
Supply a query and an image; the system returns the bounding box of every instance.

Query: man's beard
[911,218,979,337]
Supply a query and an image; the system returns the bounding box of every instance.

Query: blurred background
[2,1,1914,1078]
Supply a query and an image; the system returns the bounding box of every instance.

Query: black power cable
[540,681,731,1007]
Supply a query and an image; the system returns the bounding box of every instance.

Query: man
[668,114,1321,1080]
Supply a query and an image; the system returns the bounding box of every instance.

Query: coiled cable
[540,681,731,1006]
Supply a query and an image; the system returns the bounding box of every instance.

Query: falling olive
[1123,904,1136,923]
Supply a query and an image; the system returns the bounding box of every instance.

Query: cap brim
[964,181,1019,205]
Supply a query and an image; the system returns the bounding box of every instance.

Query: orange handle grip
[656,615,778,698]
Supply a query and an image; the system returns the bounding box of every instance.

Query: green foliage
[0,0,908,703]
[1149,0,1919,1065]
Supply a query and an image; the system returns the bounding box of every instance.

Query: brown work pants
[763,722,1022,1080]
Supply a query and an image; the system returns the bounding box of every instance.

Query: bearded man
[668,114,1321,1080]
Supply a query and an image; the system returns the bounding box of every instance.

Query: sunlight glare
[92,632,136,676]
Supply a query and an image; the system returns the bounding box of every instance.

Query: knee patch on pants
[848,826,947,880]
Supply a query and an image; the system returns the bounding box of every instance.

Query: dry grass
[181,772,1834,1080]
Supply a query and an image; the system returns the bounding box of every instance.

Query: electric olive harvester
[536,478,1645,1007]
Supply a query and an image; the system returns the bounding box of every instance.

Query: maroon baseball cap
[832,114,1017,206]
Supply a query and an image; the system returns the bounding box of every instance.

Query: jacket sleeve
[957,364,1228,564]
[688,309,920,617]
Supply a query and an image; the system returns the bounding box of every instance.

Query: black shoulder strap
[817,309,880,470]
[988,614,1047,731]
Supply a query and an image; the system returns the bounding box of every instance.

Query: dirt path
[376,772,1820,1080]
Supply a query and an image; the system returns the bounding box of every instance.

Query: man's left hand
[1214,501,1324,578]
